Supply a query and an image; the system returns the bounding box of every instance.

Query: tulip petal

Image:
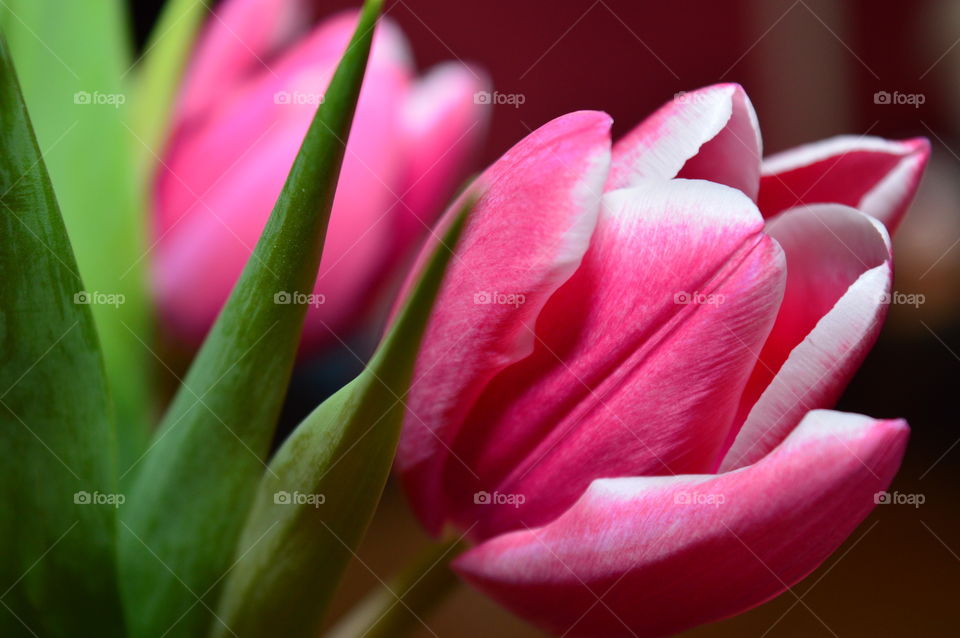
[759,136,930,232]
[455,410,908,638]
[720,205,892,470]
[178,0,311,124]
[157,11,411,234]
[442,179,785,540]
[393,62,491,250]
[396,111,613,535]
[155,14,412,343]
[606,84,761,199]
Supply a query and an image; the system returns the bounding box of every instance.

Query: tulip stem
[325,537,467,638]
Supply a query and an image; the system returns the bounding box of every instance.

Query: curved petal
[177,0,311,124]
[720,205,892,469]
[606,84,762,199]
[356,64,491,337]
[758,136,930,232]
[157,12,412,234]
[396,111,613,535]
[154,17,411,345]
[393,62,491,247]
[455,410,908,638]
[442,180,785,540]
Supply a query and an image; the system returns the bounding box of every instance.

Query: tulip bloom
[395,84,928,637]
[153,0,488,348]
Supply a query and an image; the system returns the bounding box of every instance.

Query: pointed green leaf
[129,0,208,186]
[0,34,125,638]
[211,197,474,638]
[1,0,152,468]
[117,1,385,636]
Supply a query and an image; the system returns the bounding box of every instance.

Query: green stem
[325,538,468,638]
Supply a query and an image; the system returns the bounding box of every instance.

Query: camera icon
[674,491,691,505]
[874,90,892,105]
[873,490,892,505]
[74,291,91,304]
[673,291,690,305]
[74,91,92,105]
[473,291,491,305]
[273,491,292,505]
[274,291,292,304]
[473,90,492,105]
[674,91,690,103]
[74,491,92,504]
[274,91,292,105]
[474,490,491,505]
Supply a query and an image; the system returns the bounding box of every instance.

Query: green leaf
[0,0,152,469]
[210,197,473,638]
[0,34,125,637]
[117,1,385,636]
[128,0,208,186]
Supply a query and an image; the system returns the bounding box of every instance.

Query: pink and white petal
[606,84,762,199]
[759,136,930,232]
[455,410,908,638]
[720,205,892,470]
[442,180,785,540]
[392,62,491,251]
[396,112,613,535]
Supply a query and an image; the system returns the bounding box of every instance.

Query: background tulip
[153,0,488,349]
[394,84,928,637]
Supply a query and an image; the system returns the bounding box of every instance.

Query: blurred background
[127,0,960,635]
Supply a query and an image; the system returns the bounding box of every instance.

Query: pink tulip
[394,84,928,637]
[152,0,488,349]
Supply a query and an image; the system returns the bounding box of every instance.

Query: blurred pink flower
[394,84,928,637]
[153,0,488,349]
